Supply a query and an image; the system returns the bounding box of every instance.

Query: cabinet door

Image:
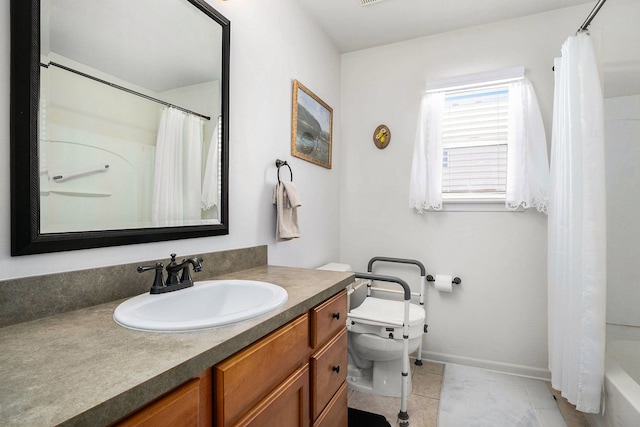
[114,369,211,427]
[232,364,310,427]
[215,314,310,427]
[310,327,347,420]
[115,379,201,427]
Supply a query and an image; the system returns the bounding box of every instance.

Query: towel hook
[275,159,293,183]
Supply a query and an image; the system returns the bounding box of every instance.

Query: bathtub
[588,327,640,427]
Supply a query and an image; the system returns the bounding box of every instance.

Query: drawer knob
[332,312,340,320]
[332,365,340,374]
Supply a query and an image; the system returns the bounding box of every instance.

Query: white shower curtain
[152,106,203,224]
[548,32,606,414]
[201,123,220,212]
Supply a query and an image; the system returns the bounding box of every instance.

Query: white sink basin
[114,280,288,332]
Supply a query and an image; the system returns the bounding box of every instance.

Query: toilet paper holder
[427,275,462,285]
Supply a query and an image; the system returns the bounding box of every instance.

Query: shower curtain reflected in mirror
[152,106,204,225]
[548,32,606,414]
[201,121,220,216]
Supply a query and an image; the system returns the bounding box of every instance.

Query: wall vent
[359,0,384,6]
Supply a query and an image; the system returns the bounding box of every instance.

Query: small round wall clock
[373,124,391,149]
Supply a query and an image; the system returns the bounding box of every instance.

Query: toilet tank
[316,263,352,272]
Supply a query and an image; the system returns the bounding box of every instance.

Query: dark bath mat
[348,407,391,427]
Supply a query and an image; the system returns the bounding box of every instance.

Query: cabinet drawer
[310,327,347,420]
[312,381,347,427]
[232,364,310,427]
[215,314,310,427]
[311,290,347,348]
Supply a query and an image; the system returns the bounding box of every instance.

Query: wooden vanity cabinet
[113,369,212,427]
[214,289,348,427]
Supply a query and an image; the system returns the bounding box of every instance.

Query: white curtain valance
[425,66,524,93]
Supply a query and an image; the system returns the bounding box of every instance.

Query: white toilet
[317,263,426,397]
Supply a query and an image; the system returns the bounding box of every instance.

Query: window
[441,84,509,202]
[410,66,549,213]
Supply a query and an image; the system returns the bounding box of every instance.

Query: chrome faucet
[137,253,203,294]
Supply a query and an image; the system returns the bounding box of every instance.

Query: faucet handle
[137,262,165,294]
[165,254,181,285]
[167,253,178,268]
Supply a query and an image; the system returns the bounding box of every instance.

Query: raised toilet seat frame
[349,256,428,427]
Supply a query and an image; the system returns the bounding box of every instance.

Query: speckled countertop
[0,265,354,427]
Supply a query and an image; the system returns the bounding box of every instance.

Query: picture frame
[291,79,333,169]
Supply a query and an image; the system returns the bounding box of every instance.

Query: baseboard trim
[421,350,551,381]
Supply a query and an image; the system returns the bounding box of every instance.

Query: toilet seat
[347,297,425,339]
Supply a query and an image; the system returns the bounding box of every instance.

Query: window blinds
[441,85,509,196]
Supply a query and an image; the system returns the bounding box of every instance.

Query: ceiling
[296,0,595,53]
[296,0,640,97]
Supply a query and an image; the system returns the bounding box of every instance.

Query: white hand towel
[272,181,301,240]
[282,181,301,209]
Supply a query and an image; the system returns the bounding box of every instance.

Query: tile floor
[348,360,442,427]
[347,360,590,427]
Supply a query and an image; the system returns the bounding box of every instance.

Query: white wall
[605,94,640,328]
[339,5,597,377]
[0,0,342,279]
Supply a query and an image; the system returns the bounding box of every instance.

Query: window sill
[440,200,524,212]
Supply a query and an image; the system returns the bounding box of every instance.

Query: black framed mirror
[10,0,230,256]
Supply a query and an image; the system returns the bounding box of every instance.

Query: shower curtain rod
[578,0,607,33]
[40,61,211,121]
[553,0,608,71]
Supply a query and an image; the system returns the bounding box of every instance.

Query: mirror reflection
[40,0,223,233]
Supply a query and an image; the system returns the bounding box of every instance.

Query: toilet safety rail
[352,271,412,426]
[366,256,461,299]
[366,256,427,303]
[348,274,412,330]
[354,272,411,300]
[368,256,426,276]
[365,257,430,364]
